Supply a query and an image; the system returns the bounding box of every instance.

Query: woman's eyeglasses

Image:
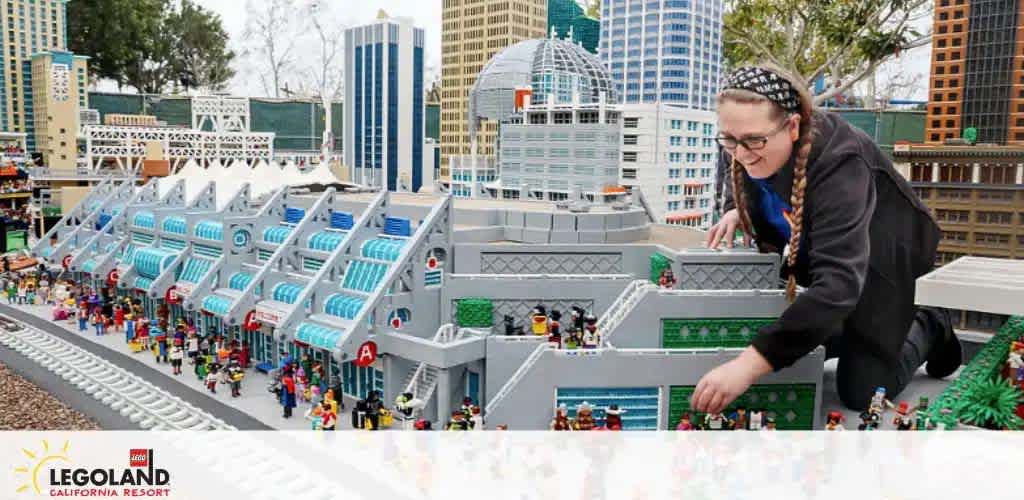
[715,119,790,151]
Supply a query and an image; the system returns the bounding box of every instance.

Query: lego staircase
[278,193,454,363]
[397,324,461,411]
[222,188,336,324]
[598,279,657,346]
[34,178,133,265]
[71,179,165,273]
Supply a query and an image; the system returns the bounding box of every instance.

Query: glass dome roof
[468,37,617,139]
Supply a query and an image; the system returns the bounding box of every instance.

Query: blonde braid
[730,157,755,243]
[785,117,814,303]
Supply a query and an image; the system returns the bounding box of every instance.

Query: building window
[667,185,680,195]
[622,168,637,179]
[667,201,680,211]
[670,136,681,146]
[979,165,1015,185]
[935,188,970,201]
[624,135,638,145]
[624,117,639,128]
[976,211,1012,225]
[911,164,931,181]
[977,190,1015,203]
[623,151,638,162]
[934,209,969,223]
[941,230,968,242]
[974,232,1009,246]
[670,119,681,130]
[938,164,971,183]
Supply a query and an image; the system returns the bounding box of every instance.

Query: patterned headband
[721,67,801,114]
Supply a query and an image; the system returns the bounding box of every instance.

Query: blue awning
[295,322,344,350]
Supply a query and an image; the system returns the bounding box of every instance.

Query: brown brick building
[926,0,1024,145]
[892,143,1023,331]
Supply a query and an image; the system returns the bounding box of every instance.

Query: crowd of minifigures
[503,305,602,349]
[828,388,941,431]
[1,179,30,193]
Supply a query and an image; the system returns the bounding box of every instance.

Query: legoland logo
[12,440,171,497]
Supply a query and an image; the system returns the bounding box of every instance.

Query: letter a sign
[354,341,377,367]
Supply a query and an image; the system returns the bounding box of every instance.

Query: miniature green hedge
[929,316,1023,429]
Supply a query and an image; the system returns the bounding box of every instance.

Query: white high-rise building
[599,0,724,109]
[344,12,425,192]
[620,104,717,227]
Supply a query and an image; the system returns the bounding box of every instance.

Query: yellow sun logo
[13,440,70,495]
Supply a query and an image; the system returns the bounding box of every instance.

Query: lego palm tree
[954,377,1024,430]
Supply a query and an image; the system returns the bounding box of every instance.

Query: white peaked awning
[302,161,341,185]
[176,158,202,178]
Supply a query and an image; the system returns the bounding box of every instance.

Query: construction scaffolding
[83,125,274,172]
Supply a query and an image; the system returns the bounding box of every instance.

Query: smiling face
[717,99,800,179]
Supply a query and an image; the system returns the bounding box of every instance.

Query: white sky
[128,1,930,102]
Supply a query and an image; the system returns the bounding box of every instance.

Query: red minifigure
[550,404,572,431]
[675,413,695,431]
[604,404,624,430]
[658,268,677,289]
[825,411,845,430]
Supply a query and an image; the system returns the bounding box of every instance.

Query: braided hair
[718,64,815,303]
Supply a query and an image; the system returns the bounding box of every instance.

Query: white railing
[596,279,655,345]
[433,323,456,344]
[485,342,551,416]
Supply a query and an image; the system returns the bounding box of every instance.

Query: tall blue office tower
[599,0,723,109]
[344,12,426,192]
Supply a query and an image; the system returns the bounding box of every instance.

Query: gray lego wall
[483,336,551,404]
[441,274,632,326]
[673,249,781,290]
[454,243,661,275]
[484,346,824,431]
[607,289,789,348]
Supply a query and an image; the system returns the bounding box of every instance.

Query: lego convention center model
[4,173,1022,432]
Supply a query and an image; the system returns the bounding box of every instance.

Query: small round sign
[426,257,438,269]
[391,316,402,329]
[62,255,72,269]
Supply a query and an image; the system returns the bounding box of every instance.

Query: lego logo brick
[129,449,148,467]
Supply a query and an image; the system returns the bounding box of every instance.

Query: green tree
[68,0,234,94]
[68,0,165,90]
[723,0,930,106]
[171,0,236,92]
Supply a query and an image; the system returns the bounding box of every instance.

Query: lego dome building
[468,36,618,138]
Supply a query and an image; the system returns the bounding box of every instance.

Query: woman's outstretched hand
[691,347,773,415]
[705,209,751,249]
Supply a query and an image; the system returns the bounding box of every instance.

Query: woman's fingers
[691,380,710,412]
[705,223,723,248]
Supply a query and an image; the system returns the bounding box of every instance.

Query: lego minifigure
[748,409,764,430]
[914,397,933,431]
[582,324,599,349]
[572,402,596,431]
[530,305,549,336]
[868,387,895,416]
[675,413,695,431]
[703,412,728,431]
[730,407,749,430]
[763,416,777,430]
[1008,350,1024,387]
[604,404,624,430]
[825,411,844,430]
[857,411,880,430]
[503,314,523,336]
[461,396,474,420]
[548,310,562,348]
[570,306,586,333]
[470,406,483,430]
[892,402,914,430]
[551,404,572,431]
[447,411,470,431]
[658,268,677,289]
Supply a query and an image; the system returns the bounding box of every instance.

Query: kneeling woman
[693,65,962,413]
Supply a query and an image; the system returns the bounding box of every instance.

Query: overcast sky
[185,0,929,101]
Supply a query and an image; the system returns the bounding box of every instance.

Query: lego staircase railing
[33,177,115,258]
[228,188,336,323]
[275,191,388,334]
[71,179,162,270]
[85,180,190,279]
[484,342,552,418]
[34,178,130,264]
[47,180,137,266]
[633,188,657,223]
[598,279,656,346]
[334,195,453,361]
[401,323,455,400]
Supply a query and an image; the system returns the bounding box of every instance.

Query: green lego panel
[456,298,494,328]
[930,315,1023,428]
[650,252,671,283]
[661,318,774,349]
[668,383,817,430]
